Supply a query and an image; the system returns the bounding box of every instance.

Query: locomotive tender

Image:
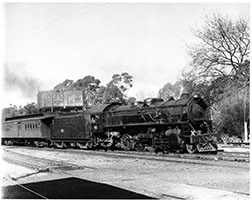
[2,92,218,154]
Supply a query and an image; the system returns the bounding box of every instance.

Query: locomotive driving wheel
[134,142,144,151]
[120,134,134,151]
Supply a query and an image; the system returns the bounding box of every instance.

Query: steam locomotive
[2,92,218,154]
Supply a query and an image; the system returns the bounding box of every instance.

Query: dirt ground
[1,146,250,199]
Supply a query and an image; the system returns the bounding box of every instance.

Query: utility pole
[243,81,248,142]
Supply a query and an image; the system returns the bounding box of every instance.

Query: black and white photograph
[1,1,250,199]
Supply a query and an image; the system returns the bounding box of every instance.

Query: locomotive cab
[90,114,104,133]
[89,104,113,134]
[188,95,208,121]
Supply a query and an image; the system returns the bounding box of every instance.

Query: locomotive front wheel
[186,144,197,154]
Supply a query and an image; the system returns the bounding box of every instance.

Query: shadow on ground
[2,177,155,199]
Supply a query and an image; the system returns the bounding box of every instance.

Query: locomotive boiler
[88,93,218,153]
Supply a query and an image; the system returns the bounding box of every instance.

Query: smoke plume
[3,63,42,99]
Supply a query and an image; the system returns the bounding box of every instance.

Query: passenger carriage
[2,113,54,146]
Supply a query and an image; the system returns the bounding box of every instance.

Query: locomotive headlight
[93,125,98,130]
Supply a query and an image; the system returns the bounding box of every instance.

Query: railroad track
[78,149,250,165]
[1,145,249,200]
[3,149,97,173]
[2,148,98,199]
[218,151,249,160]
[3,146,250,171]
[105,148,250,162]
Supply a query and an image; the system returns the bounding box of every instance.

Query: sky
[1,2,250,107]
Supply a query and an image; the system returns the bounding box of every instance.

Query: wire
[7,4,83,36]
[10,4,96,39]
[10,3,109,41]
[48,3,109,32]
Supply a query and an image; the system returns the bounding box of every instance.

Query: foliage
[52,73,133,107]
[77,76,101,108]
[23,102,39,114]
[72,76,101,91]
[53,79,74,91]
[103,81,125,104]
[102,73,133,104]
[2,105,19,119]
[183,14,250,137]
[53,76,102,108]
[92,86,106,105]
[2,102,38,119]
[2,72,133,117]
[181,73,230,105]
[158,81,182,100]
[111,72,133,94]
[54,76,102,92]
[212,86,249,137]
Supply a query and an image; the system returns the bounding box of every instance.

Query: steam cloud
[4,63,42,99]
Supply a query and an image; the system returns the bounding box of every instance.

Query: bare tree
[188,14,250,85]
[184,14,250,138]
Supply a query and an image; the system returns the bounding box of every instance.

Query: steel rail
[3,146,249,169]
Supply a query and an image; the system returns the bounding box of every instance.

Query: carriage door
[17,122,21,137]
